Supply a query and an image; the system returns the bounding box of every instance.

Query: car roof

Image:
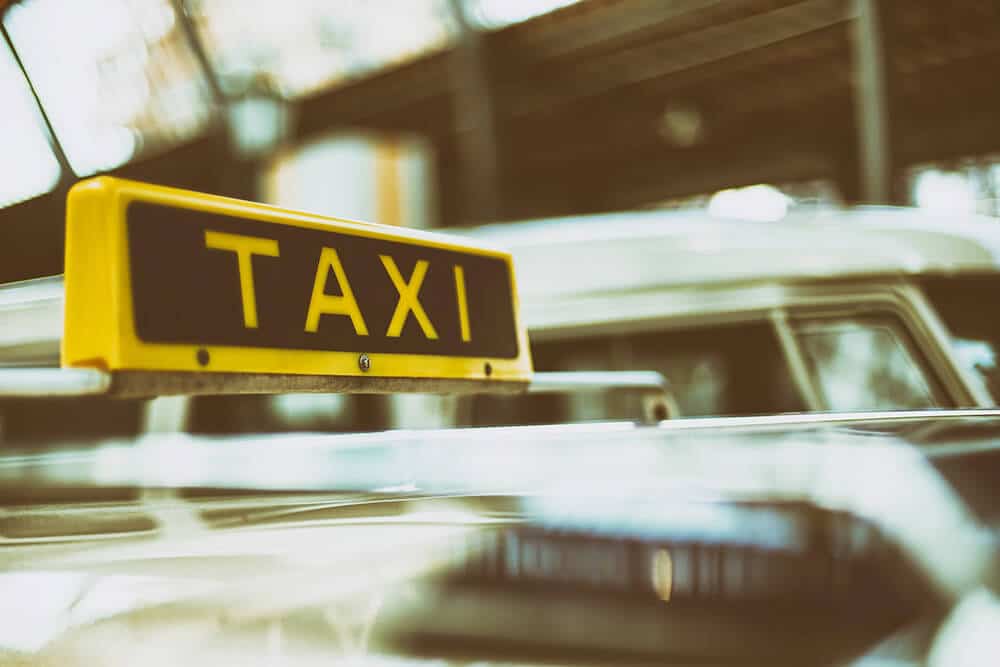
[3,206,997,361]
[449,206,1000,301]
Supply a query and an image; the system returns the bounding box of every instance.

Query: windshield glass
[921,275,1000,405]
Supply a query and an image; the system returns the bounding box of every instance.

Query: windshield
[922,275,1000,405]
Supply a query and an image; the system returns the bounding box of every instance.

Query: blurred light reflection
[467,0,580,29]
[913,169,979,215]
[4,0,213,176]
[708,184,791,222]
[192,0,455,99]
[0,40,61,207]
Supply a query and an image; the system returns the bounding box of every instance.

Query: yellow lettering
[204,230,279,329]
[305,247,368,335]
[454,265,471,342]
[381,255,437,339]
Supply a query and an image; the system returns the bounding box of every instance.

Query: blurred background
[5,0,1000,443]
[2,0,1000,283]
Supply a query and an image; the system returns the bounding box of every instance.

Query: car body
[434,206,1000,424]
[2,411,1000,666]
[4,173,998,666]
[6,204,1000,441]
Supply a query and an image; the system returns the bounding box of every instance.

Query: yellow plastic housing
[62,177,533,389]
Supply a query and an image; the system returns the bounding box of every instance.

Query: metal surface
[0,413,992,599]
[0,367,110,396]
[0,274,62,364]
[528,370,667,394]
[651,407,1000,431]
[105,369,527,398]
[529,370,676,421]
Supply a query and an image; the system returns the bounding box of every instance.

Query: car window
[790,315,938,411]
[461,320,805,425]
[921,275,1000,405]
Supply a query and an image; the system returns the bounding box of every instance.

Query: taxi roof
[2,411,994,597]
[3,204,999,363]
[458,205,1000,298]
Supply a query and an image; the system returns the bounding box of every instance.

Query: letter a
[304,247,369,335]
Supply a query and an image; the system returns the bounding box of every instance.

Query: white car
[442,206,1000,422]
[5,205,1000,440]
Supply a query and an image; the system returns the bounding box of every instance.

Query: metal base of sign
[107,370,529,398]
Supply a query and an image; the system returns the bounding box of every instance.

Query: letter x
[380,255,438,339]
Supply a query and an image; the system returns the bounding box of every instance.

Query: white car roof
[452,206,1000,302]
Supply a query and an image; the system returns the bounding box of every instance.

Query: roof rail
[0,275,62,366]
[0,368,677,423]
[0,367,109,397]
[528,370,677,423]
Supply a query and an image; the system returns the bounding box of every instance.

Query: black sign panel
[125,202,519,359]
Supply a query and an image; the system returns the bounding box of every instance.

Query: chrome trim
[528,370,667,394]
[658,408,1000,431]
[0,368,110,396]
[0,275,63,364]
[528,370,677,422]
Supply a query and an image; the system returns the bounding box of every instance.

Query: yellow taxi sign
[62,177,532,396]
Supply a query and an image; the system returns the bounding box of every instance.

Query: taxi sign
[62,178,532,396]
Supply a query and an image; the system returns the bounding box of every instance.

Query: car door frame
[523,276,990,415]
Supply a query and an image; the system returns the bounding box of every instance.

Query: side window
[621,324,803,417]
[790,315,938,411]
[460,320,805,425]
